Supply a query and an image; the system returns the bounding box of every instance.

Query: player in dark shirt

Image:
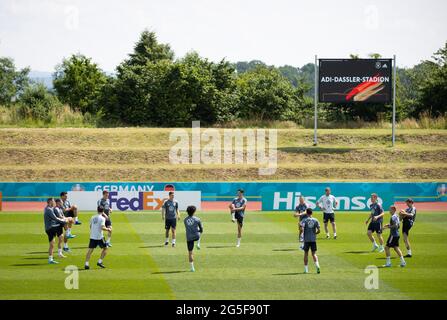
[400,198,417,258]
[294,196,308,250]
[365,193,385,252]
[383,206,406,267]
[228,189,247,248]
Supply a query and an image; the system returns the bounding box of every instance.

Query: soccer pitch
[0,210,446,300]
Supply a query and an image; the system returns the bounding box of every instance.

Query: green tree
[53,54,107,114]
[0,57,30,105]
[105,50,238,127]
[124,30,174,67]
[416,42,447,117]
[17,83,62,122]
[236,65,304,121]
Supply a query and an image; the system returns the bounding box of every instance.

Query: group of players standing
[43,187,416,273]
[43,191,113,268]
[294,187,417,273]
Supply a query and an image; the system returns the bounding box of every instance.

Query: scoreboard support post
[314,54,318,146]
[392,54,397,147]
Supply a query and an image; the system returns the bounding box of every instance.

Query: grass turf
[1,128,446,181]
[0,210,446,299]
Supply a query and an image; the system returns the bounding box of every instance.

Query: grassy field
[0,210,446,300]
[0,128,446,181]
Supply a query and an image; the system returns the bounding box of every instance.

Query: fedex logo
[109,191,165,211]
[67,191,201,212]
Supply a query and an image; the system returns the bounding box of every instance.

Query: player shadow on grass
[344,251,371,254]
[10,263,47,267]
[152,271,188,274]
[272,248,296,252]
[272,272,306,276]
[139,245,164,248]
[206,245,234,249]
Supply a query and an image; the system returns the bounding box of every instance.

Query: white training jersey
[90,214,106,240]
[318,194,337,213]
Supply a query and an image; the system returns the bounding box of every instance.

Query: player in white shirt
[317,187,338,239]
[84,206,112,269]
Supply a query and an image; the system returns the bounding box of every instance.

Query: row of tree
[1,30,446,126]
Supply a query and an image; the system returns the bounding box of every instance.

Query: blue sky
[1,0,446,72]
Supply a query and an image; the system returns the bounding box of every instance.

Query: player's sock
[386,256,391,266]
[190,262,195,272]
[326,233,330,238]
[75,217,78,222]
[197,238,201,248]
[165,237,169,243]
[407,249,412,256]
[304,265,309,273]
[333,233,337,237]
[236,238,241,247]
[58,249,62,255]
[400,256,406,264]
[66,228,71,236]
[98,259,103,264]
[172,239,176,246]
[48,255,53,262]
[315,259,320,269]
[64,243,68,249]
[85,261,89,266]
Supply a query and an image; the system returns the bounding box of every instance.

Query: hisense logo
[169,121,277,175]
[273,192,383,210]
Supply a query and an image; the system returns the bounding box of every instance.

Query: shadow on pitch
[10,263,47,267]
[272,272,305,276]
[23,257,48,260]
[273,248,296,252]
[206,245,234,249]
[26,251,48,255]
[140,245,164,249]
[152,270,188,275]
[344,251,370,254]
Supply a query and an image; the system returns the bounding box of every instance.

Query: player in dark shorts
[229,189,247,247]
[400,198,417,258]
[300,208,321,274]
[184,206,203,272]
[54,199,75,255]
[365,193,385,252]
[294,196,308,250]
[383,206,406,267]
[317,187,338,239]
[43,198,68,264]
[60,191,81,225]
[85,206,111,269]
[162,191,180,247]
[97,190,113,247]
